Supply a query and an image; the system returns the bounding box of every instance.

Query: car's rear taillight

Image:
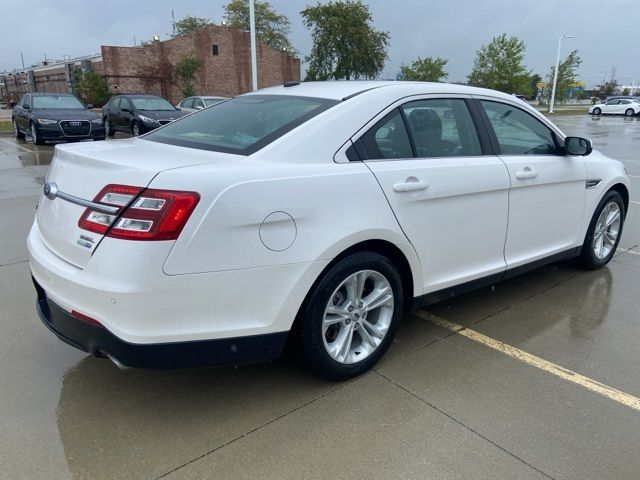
[78,184,199,241]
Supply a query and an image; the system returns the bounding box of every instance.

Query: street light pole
[549,35,573,114]
[249,0,258,91]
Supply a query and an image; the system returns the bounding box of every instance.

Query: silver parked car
[177,96,227,113]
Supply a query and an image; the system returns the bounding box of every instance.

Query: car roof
[250,80,520,102]
[30,92,76,96]
[117,94,164,98]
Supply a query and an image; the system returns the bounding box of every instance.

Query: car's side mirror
[196,105,203,110]
[86,103,95,110]
[565,136,592,156]
[121,108,130,113]
[23,104,30,110]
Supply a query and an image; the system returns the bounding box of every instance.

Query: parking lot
[1,114,639,479]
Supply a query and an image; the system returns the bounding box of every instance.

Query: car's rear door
[358,96,510,294]
[478,98,586,268]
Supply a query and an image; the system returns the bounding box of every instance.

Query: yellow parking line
[415,310,640,412]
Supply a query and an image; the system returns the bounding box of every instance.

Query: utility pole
[20,53,25,69]
[171,10,176,37]
[249,0,258,91]
[549,35,573,114]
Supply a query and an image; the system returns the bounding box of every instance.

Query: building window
[212,44,219,56]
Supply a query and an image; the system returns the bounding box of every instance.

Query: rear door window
[401,98,482,157]
[354,109,413,160]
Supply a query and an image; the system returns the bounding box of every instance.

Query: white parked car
[177,95,227,113]
[589,98,640,116]
[29,81,630,379]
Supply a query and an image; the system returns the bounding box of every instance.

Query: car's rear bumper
[33,277,288,369]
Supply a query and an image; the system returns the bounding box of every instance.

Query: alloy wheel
[322,269,394,364]
[132,123,140,137]
[30,124,37,144]
[104,120,110,136]
[593,202,621,260]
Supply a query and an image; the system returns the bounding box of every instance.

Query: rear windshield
[32,95,84,109]
[131,97,176,111]
[144,94,338,155]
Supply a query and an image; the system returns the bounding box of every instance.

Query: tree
[546,49,582,104]
[301,0,389,81]
[172,16,212,37]
[224,0,296,54]
[595,67,619,99]
[529,73,542,100]
[172,53,202,98]
[75,71,110,107]
[467,33,532,95]
[621,87,630,96]
[400,57,448,82]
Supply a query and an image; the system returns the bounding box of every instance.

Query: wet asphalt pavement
[1,116,639,479]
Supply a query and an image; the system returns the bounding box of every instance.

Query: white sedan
[589,98,640,116]
[29,81,629,379]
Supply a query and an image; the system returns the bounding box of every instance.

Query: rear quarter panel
[156,160,418,279]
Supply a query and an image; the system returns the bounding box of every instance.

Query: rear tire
[578,190,625,270]
[592,107,601,115]
[13,119,25,140]
[625,108,634,117]
[301,252,403,380]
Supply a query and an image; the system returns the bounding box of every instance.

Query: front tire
[104,118,115,137]
[578,190,625,270]
[593,107,601,115]
[13,119,25,140]
[301,252,403,380]
[30,122,44,145]
[625,108,635,117]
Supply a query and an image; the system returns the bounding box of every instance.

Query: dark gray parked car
[102,94,187,137]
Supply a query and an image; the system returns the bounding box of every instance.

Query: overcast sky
[1,0,636,87]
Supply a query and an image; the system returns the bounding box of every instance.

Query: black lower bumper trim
[33,278,288,369]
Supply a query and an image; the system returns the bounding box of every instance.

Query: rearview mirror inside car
[565,136,592,156]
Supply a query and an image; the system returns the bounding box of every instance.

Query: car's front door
[357,97,510,293]
[106,98,121,131]
[602,100,619,114]
[119,98,134,130]
[479,99,587,268]
[16,95,30,130]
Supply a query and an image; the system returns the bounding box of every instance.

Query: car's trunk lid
[36,138,237,268]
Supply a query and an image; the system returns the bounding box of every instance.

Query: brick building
[1,25,300,105]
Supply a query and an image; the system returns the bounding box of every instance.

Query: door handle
[515,167,538,180]
[393,177,429,193]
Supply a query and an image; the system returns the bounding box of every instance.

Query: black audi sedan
[102,94,187,137]
[12,93,105,144]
